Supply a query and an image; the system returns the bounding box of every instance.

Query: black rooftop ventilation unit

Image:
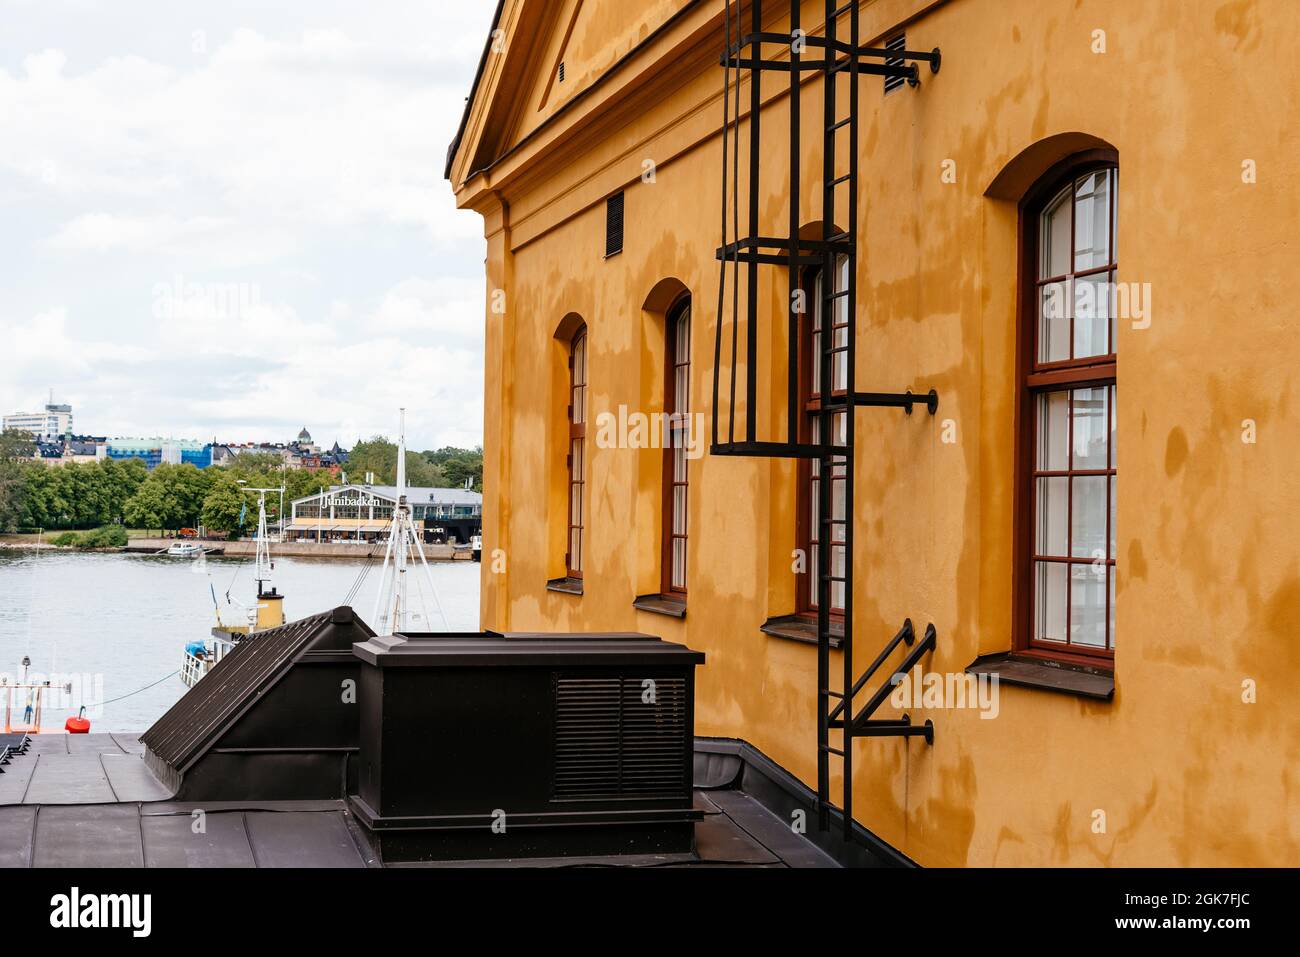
[349,630,704,863]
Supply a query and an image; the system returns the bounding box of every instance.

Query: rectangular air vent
[605,191,624,257]
[558,61,566,83]
[553,675,688,799]
[884,34,907,94]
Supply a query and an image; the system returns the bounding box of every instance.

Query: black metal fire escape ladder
[712,0,941,843]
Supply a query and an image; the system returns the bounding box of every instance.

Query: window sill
[546,576,583,596]
[965,652,1114,700]
[760,614,844,649]
[632,594,686,619]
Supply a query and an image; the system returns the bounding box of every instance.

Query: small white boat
[167,542,203,557]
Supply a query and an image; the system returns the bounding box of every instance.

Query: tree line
[0,429,483,536]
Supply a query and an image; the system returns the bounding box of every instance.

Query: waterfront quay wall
[125,539,470,560]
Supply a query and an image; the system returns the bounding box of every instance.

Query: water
[0,550,480,732]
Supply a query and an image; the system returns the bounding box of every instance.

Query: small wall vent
[884,34,908,94]
[558,61,566,83]
[605,191,624,258]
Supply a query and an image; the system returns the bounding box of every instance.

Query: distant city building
[210,429,347,474]
[4,399,73,439]
[30,434,106,466]
[287,484,482,544]
[105,438,213,470]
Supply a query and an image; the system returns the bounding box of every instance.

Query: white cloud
[0,2,496,449]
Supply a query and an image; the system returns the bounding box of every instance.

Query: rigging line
[342,546,380,606]
[79,670,180,709]
[408,523,448,630]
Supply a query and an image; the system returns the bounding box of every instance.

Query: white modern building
[4,401,73,439]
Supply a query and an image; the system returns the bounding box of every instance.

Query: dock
[123,539,473,560]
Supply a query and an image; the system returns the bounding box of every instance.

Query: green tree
[150,463,212,528]
[422,446,482,491]
[0,429,35,531]
[201,472,248,534]
[123,480,167,533]
[100,458,147,524]
[346,437,447,488]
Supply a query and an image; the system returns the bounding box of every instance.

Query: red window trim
[1013,149,1119,664]
[795,264,846,621]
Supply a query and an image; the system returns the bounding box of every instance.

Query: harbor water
[0,550,480,732]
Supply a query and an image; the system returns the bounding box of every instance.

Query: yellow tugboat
[181,484,286,688]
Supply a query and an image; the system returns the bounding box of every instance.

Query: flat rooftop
[0,734,842,868]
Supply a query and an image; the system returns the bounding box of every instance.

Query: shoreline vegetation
[0,429,482,538]
[0,533,475,561]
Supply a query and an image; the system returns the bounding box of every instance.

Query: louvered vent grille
[884,34,907,93]
[553,675,688,799]
[605,191,624,257]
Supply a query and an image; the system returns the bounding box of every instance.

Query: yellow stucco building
[447,0,1299,866]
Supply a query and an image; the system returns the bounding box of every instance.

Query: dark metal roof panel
[351,631,706,667]
[141,607,372,772]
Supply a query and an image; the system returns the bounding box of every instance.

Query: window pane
[1039,282,1070,363]
[673,486,687,534]
[1071,387,1108,469]
[1039,185,1072,279]
[1035,561,1067,642]
[1036,476,1068,556]
[1070,564,1106,646]
[1073,272,1113,359]
[1036,391,1069,470]
[672,538,686,590]
[811,273,823,393]
[1071,475,1107,559]
[673,444,686,482]
[570,529,582,572]
[831,545,845,608]
[1074,171,1112,271]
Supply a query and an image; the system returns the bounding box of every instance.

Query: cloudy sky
[0,0,496,451]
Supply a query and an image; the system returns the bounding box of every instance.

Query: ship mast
[371,409,446,635]
[240,482,284,632]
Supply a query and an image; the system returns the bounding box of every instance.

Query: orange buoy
[65,706,90,734]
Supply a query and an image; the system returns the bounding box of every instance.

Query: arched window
[1020,154,1117,659]
[796,255,849,618]
[567,324,588,578]
[662,297,691,595]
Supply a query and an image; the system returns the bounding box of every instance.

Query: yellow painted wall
[452,0,1300,865]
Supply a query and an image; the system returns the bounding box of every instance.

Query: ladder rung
[820,745,845,756]
[828,173,850,187]
[831,2,854,18]
[827,117,851,132]
[822,690,845,699]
